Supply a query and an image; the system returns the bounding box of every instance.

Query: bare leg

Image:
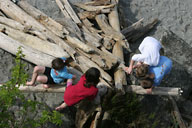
[26,66,45,86]
[55,102,68,111]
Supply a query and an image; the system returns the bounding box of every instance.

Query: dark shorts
[43,67,56,84]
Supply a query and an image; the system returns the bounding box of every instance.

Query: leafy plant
[0,47,63,128]
[101,90,159,128]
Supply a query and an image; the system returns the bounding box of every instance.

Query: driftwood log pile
[0,0,181,95]
[0,0,185,127]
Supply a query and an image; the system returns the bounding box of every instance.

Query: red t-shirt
[64,75,98,106]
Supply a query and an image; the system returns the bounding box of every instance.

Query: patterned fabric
[149,56,172,86]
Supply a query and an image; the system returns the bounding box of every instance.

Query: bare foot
[26,81,35,86]
[43,84,49,89]
[55,103,67,111]
[146,88,152,94]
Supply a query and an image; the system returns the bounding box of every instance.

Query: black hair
[51,58,68,70]
[84,67,100,88]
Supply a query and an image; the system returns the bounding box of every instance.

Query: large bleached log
[17,0,68,37]
[76,48,106,70]
[55,0,70,19]
[55,0,83,40]
[81,26,102,48]
[121,18,143,36]
[76,55,113,84]
[0,83,181,96]
[0,16,25,31]
[95,14,124,41]
[0,0,76,58]
[66,35,95,53]
[109,0,127,92]
[126,85,182,96]
[122,18,158,42]
[0,24,69,58]
[0,32,54,67]
[62,0,81,24]
[74,2,115,12]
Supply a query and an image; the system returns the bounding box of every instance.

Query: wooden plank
[62,0,81,24]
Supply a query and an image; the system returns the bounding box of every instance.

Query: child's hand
[124,67,132,74]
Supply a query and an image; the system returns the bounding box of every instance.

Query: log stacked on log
[0,0,183,127]
[0,0,174,91]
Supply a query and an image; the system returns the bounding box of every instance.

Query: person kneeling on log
[131,56,172,93]
[55,67,100,110]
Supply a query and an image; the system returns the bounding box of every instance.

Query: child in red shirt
[55,67,100,110]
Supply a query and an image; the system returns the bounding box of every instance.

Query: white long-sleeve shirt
[132,36,162,66]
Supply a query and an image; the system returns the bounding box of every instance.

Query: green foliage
[0,47,63,128]
[101,90,159,128]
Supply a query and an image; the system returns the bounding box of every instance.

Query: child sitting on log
[133,56,172,93]
[55,67,100,110]
[26,57,76,88]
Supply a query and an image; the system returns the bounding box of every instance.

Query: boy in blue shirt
[26,57,76,88]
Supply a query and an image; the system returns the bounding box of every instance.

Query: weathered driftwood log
[55,0,83,40]
[84,0,111,6]
[76,48,106,69]
[78,11,99,20]
[109,0,127,92]
[81,26,102,48]
[95,14,124,41]
[0,24,69,58]
[81,18,102,33]
[122,18,158,43]
[121,18,143,36]
[0,0,76,58]
[126,85,182,96]
[89,44,119,70]
[17,0,68,37]
[76,55,113,85]
[66,35,95,53]
[62,0,81,24]
[74,2,115,12]
[0,83,182,96]
[0,32,54,67]
[112,42,127,92]
[169,96,187,128]
[0,16,25,31]
[55,0,70,19]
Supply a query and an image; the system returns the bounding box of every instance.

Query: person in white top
[124,36,162,74]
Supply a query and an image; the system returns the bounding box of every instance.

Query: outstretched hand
[124,66,133,74]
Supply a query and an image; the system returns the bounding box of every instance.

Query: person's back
[149,56,172,86]
[64,75,98,106]
[55,67,100,110]
[133,36,162,66]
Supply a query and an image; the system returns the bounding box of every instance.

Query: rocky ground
[0,0,192,127]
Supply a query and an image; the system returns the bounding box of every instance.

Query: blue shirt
[149,56,172,86]
[50,57,73,84]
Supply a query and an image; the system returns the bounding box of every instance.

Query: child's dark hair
[84,67,100,88]
[52,58,68,70]
[136,64,149,78]
[136,64,154,89]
